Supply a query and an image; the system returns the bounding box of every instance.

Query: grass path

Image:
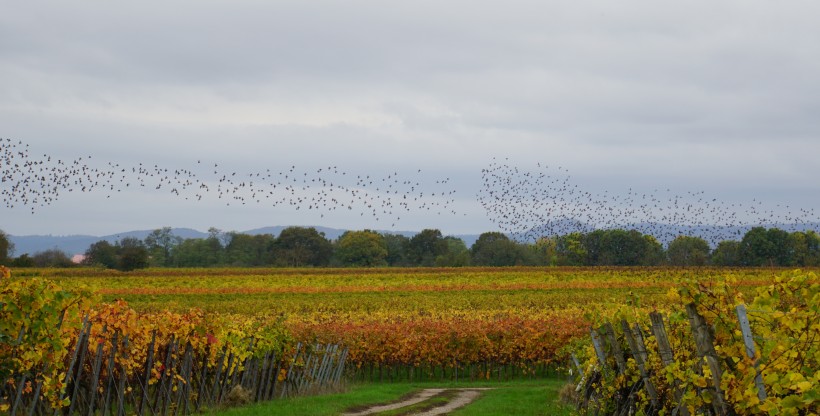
[341,388,494,416]
[209,378,573,416]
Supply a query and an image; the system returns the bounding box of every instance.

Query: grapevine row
[572,270,818,415]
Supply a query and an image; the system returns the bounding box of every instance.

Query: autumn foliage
[575,270,819,415]
[0,273,292,412]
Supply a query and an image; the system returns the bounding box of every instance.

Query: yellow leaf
[792,381,812,393]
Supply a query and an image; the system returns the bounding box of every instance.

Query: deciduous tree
[0,229,13,264]
[31,249,74,267]
[667,235,711,266]
[225,233,276,266]
[383,233,410,266]
[275,227,332,267]
[335,230,388,267]
[116,237,149,271]
[144,227,183,267]
[405,229,447,266]
[711,240,741,266]
[435,236,471,267]
[471,232,527,266]
[83,240,118,269]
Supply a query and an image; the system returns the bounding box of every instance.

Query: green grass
[204,378,573,416]
[449,378,573,416]
[375,390,460,416]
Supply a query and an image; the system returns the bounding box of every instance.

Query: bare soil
[341,388,493,416]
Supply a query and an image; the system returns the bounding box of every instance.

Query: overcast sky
[2,1,819,237]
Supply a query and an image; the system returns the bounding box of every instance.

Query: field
[19,267,791,377]
[4,266,815,415]
[209,379,573,416]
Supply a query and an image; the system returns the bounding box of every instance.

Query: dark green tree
[470,232,527,266]
[144,227,183,267]
[530,237,558,266]
[11,254,35,267]
[335,230,388,267]
[555,232,588,266]
[711,240,741,266]
[83,240,119,269]
[0,229,13,264]
[667,235,711,266]
[116,237,149,271]
[405,229,447,266]
[740,227,790,266]
[274,227,333,267]
[31,249,74,267]
[435,236,471,267]
[382,233,410,266]
[585,229,653,266]
[583,230,603,265]
[766,228,793,266]
[172,238,224,267]
[642,235,665,266]
[225,233,276,266]
[787,231,820,267]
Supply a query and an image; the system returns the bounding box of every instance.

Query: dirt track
[341,388,493,416]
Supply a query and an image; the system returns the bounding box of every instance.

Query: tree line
[1,226,818,271]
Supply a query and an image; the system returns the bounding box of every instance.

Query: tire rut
[341,388,492,416]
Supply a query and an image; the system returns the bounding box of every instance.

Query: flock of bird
[0,138,460,228]
[478,158,818,245]
[3,138,817,244]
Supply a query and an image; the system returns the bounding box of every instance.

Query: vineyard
[2,266,818,414]
[572,270,819,415]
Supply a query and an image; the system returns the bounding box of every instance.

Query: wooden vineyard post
[253,353,266,402]
[620,320,659,409]
[54,317,89,416]
[238,338,256,389]
[157,336,178,416]
[218,352,235,404]
[630,323,648,362]
[686,303,728,416]
[308,344,325,391]
[315,345,333,390]
[281,342,302,399]
[210,348,227,405]
[85,325,108,416]
[590,327,608,373]
[261,352,275,401]
[194,345,211,412]
[570,353,584,379]
[299,345,319,394]
[266,352,278,400]
[270,352,284,400]
[587,326,609,415]
[138,330,157,416]
[102,331,120,415]
[176,342,194,416]
[735,304,767,401]
[67,323,92,415]
[334,346,346,385]
[649,312,689,416]
[117,335,130,416]
[601,322,626,374]
[649,313,674,366]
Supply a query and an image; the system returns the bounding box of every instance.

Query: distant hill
[8,226,479,256]
[8,228,209,257]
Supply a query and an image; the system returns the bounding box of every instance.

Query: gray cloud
[2,1,819,236]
